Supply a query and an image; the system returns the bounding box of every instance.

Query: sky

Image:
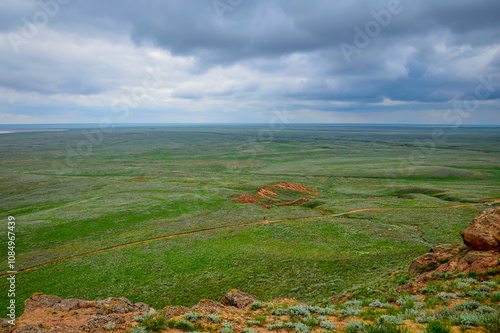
[0,0,499,124]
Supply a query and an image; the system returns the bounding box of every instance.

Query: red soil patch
[255,188,280,200]
[279,198,313,207]
[273,182,319,195]
[232,194,271,209]
[233,194,258,204]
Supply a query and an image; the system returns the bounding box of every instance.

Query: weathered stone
[24,294,61,313]
[461,208,500,250]
[160,306,190,319]
[95,297,136,314]
[78,314,124,332]
[192,299,237,315]
[221,289,257,309]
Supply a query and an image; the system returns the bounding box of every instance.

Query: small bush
[243,329,258,333]
[206,314,221,323]
[267,322,295,330]
[183,312,202,322]
[377,315,404,326]
[491,291,500,302]
[370,300,389,309]
[452,313,482,326]
[454,300,480,311]
[142,316,167,332]
[221,322,234,333]
[483,314,500,333]
[250,302,264,310]
[339,306,363,317]
[105,322,115,330]
[319,320,336,330]
[294,323,310,333]
[129,327,147,333]
[425,320,451,333]
[477,285,492,293]
[172,319,194,332]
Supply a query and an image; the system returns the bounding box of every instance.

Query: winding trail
[1,199,498,279]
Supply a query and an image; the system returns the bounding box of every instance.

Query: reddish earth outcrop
[460,207,500,250]
[1,290,262,333]
[408,244,500,281]
[220,289,258,309]
[233,182,319,209]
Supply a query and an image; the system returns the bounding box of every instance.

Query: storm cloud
[0,0,499,124]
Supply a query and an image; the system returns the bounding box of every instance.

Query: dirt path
[1,200,498,279]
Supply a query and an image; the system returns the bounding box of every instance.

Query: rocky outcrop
[24,294,61,313]
[461,207,500,250]
[220,289,258,309]
[408,243,499,282]
[408,244,456,275]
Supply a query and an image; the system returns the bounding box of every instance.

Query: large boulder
[461,208,500,250]
[221,289,258,309]
[24,294,61,312]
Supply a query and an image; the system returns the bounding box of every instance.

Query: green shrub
[141,316,167,332]
[221,322,234,333]
[474,306,495,314]
[454,300,480,311]
[294,323,310,333]
[172,319,194,332]
[425,320,451,333]
[250,302,264,310]
[364,324,410,333]
[267,322,295,330]
[183,312,202,322]
[490,291,500,302]
[339,306,363,317]
[319,320,336,330]
[477,285,492,293]
[452,313,482,326]
[370,300,389,309]
[105,322,115,330]
[207,314,221,323]
[376,315,404,326]
[129,327,148,333]
[483,314,500,333]
[243,329,258,333]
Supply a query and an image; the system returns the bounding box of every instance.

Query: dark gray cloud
[0,0,499,123]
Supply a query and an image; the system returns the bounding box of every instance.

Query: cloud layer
[1,0,499,124]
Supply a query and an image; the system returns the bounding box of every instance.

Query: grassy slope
[0,125,499,314]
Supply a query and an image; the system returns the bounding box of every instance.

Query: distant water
[0,129,68,134]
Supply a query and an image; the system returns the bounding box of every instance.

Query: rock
[52,299,93,312]
[192,299,237,315]
[408,244,456,276]
[78,314,124,332]
[133,302,151,313]
[221,289,258,309]
[456,252,499,273]
[13,325,48,333]
[461,208,500,250]
[95,297,136,314]
[409,253,440,276]
[160,306,190,319]
[24,294,61,312]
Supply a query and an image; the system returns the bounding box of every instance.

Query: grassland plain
[0,125,499,314]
